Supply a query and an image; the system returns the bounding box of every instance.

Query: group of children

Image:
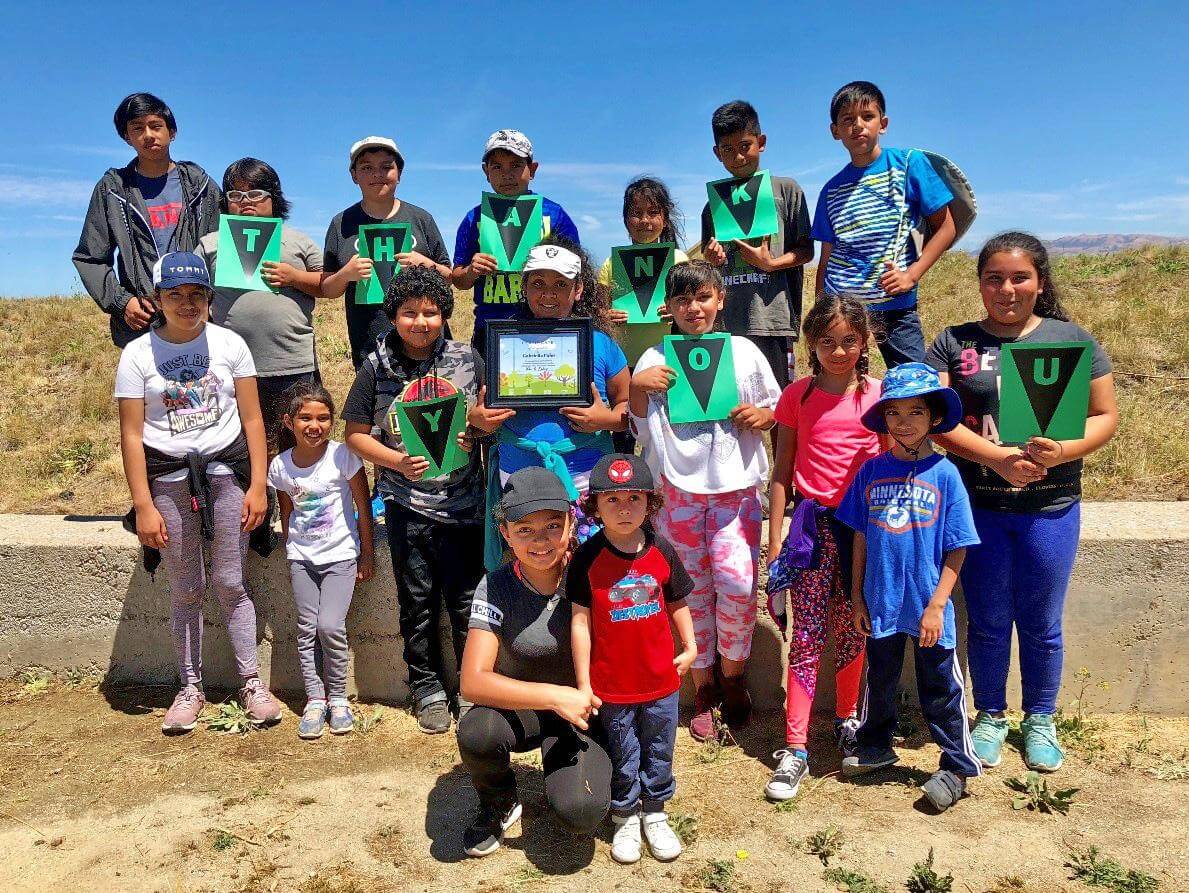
[96,81,1118,861]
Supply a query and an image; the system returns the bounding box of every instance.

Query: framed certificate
[485,318,594,409]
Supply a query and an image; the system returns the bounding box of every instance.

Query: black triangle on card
[487,196,534,265]
[712,174,762,235]
[404,394,461,468]
[227,217,279,279]
[671,337,726,412]
[1016,345,1087,432]
[622,245,670,316]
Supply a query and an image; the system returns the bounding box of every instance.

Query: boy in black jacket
[73,92,221,347]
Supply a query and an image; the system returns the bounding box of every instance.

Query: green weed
[804,825,844,866]
[822,866,890,893]
[670,811,700,846]
[18,668,51,697]
[1005,771,1079,815]
[690,858,739,893]
[353,705,385,734]
[202,701,255,736]
[906,848,954,893]
[210,829,237,852]
[1066,847,1159,893]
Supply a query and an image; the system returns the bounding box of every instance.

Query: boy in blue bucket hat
[834,363,982,812]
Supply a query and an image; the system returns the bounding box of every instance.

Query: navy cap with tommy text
[589,453,654,494]
[152,252,211,290]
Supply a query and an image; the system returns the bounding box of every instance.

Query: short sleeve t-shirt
[114,324,256,482]
[136,167,183,256]
[700,175,812,337]
[812,148,953,312]
[566,529,693,704]
[497,329,628,479]
[774,376,883,507]
[468,563,575,686]
[323,201,450,367]
[836,452,980,648]
[926,319,1112,513]
[453,193,580,336]
[341,334,485,524]
[199,226,324,377]
[268,441,363,564]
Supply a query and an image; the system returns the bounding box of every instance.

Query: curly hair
[534,232,613,332]
[383,264,455,320]
[579,489,665,523]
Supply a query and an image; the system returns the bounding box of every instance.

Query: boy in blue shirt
[450,129,580,356]
[835,363,981,812]
[812,82,956,368]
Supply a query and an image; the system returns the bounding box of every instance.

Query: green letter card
[357,222,413,305]
[214,214,283,291]
[611,242,675,324]
[663,333,737,424]
[390,391,469,479]
[478,192,543,271]
[999,341,1093,444]
[705,170,778,242]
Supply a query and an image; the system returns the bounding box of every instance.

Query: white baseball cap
[523,244,582,279]
[350,136,405,170]
[483,129,533,161]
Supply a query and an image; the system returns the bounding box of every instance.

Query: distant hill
[1041,234,1189,255]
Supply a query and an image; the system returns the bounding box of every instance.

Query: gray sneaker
[162,685,206,734]
[765,749,809,801]
[416,698,452,734]
[921,769,967,812]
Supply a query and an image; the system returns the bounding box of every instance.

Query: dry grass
[0,246,1185,513]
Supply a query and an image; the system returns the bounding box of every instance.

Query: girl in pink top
[764,295,883,801]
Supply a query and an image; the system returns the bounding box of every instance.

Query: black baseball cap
[589,453,654,494]
[499,468,572,522]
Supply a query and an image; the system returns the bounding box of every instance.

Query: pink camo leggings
[655,481,761,670]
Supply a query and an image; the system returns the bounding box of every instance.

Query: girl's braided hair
[800,294,873,404]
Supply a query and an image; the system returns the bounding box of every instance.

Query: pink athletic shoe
[162,685,206,734]
[238,678,283,727]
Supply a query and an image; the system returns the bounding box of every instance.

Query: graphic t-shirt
[699,175,812,337]
[469,563,575,686]
[812,147,953,312]
[323,201,450,367]
[631,336,780,494]
[341,334,485,524]
[497,329,627,479]
[774,376,883,507]
[199,226,324,377]
[926,318,1112,513]
[452,192,580,337]
[114,324,256,482]
[136,167,183,256]
[836,452,980,648]
[268,441,363,564]
[566,529,693,704]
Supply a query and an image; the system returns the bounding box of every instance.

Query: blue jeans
[960,503,1081,715]
[600,691,680,816]
[870,307,925,368]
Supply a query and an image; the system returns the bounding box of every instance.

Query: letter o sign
[688,347,711,370]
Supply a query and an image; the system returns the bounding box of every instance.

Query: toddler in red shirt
[569,453,697,866]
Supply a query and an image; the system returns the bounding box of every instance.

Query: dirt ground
[0,677,1185,893]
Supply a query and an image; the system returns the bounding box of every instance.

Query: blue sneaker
[299,703,327,740]
[841,746,899,777]
[970,712,1010,768]
[328,704,354,735]
[1021,713,1064,772]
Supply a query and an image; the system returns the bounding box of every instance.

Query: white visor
[522,244,581,279]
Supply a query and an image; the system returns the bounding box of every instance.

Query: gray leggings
[150,475,260,687]
[289,559,357,703]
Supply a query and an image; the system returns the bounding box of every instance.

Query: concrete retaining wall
[1,503,1186,713]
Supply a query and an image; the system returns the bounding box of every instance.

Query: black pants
[386,505,484,704]
[858,632,982,777]
[742,334,792,391]
[257,370,323,450]
[456,706,612,834]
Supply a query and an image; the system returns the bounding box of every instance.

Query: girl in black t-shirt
[925,232,1117,776]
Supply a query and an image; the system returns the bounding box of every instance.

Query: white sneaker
[642,812,682,862]
[611,813,642,864]
[765,749,809,801]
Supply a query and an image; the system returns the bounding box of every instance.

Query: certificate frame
[485,318,595,409]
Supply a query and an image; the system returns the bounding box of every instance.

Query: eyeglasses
[226,189,270,203]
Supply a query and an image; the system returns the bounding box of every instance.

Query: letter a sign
[390,391,469,478]
[478,192,544,272]
[357,223,413,305]
[610,242,676,323]
[663,333,737,424]
[215,214,283,290]
[999,341,1093,444]
[706,170,778,242]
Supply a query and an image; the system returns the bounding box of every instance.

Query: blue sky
[1,0,1185,296]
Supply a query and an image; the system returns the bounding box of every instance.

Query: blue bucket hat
[861,363,964,434]
[153,252,211,290]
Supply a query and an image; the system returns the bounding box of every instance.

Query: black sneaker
[834,716,860,758]
[463,801,523,857]
[841,746,900,777]
[415,698,452,734]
